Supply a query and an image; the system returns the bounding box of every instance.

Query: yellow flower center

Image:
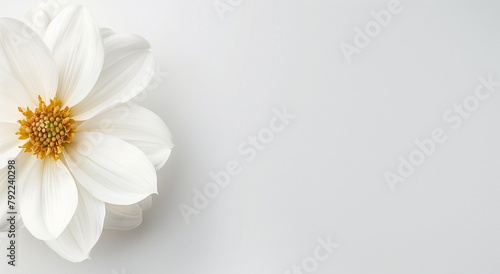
[16,96,76,161]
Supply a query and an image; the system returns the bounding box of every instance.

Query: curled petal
[23,0,74,38]
[104,196,152,230]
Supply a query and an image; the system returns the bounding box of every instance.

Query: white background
[1,0,500,273]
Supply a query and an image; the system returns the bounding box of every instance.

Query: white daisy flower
[0,4,173,262]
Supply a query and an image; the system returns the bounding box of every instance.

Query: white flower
[0,4,173,262]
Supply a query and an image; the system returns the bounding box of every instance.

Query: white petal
[0,18,58,110]
[77,106,173,170]
[71,30,155,120]
[44,5,104,107]
[139,195,153,211]
[0,122,23,170]
[19,158,78,240]
[104,204,141,231]
[104,196,152,230]
[62,132,157,205]
[0,90,25,123]
[46,185,105,262]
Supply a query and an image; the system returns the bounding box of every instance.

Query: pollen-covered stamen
[16,96,77,161]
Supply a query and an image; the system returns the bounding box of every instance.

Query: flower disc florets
[16,96,76,160]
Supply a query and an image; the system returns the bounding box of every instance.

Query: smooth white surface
[1,0,500,273]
